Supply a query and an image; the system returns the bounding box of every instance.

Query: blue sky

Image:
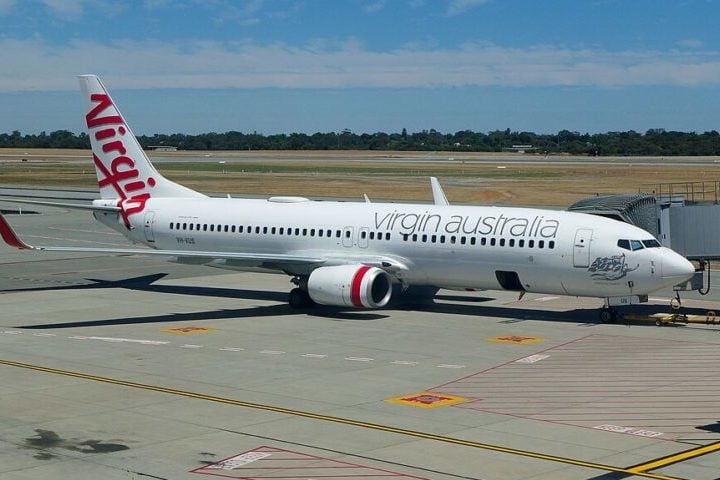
[0,0,719,135]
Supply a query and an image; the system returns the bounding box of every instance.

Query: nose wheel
[599,307,620,323]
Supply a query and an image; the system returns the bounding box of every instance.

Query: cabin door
[143,211,156,243]
[573,228,593,268]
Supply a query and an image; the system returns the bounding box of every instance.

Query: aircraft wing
[0,213,323,265]
[0,213,408,273]
[0,196,121,212]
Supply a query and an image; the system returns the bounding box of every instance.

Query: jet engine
[307,265,392,308]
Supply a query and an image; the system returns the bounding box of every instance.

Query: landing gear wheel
[599,308,617,323]
[289,288,313,309]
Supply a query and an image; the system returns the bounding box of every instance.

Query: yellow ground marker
[0,359,683,480]
[487,335,544,344]
[161,326,215,335]
[627,441,720,474]
[385,392,467,409]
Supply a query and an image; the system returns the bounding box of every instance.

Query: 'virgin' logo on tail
[87,93,155,227]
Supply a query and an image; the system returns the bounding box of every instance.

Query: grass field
[2,149,720,207]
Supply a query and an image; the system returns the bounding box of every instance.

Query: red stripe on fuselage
[0,215,31,249]
[350,265,372,308]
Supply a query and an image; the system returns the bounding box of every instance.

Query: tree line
[2,128,720,156]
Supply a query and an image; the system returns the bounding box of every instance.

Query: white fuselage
[94,196,693,299]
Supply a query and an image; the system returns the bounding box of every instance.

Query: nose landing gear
[599,307,620,323]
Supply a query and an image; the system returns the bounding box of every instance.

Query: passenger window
[412,234,418,242]
[431,235,437,243]
[336,230,341,238]
[203,224,208,231]
[310,229,315,236]
[539,240,544,248]
[279,227,283,234]
[617,239,631,250]
[318,229,323,237]
[509,239,515,247]
[231,225,236,233]
[296,228,301,235]
[440,235,445,244]
[490,238,496,246]
[528,239,534,248]
[169,223,174,230]
[386,233,391,240]
[361,231,367,239]
[403,234,409,241]
[263,227,268,234]
[271,227,276,234]
[480,237,486,246]
[326,229,332,237]
[471,237,476,245]
[631,240,644,251]
[422,234,427,242]
[189,224,194,231]
[519,239,524,247]
[304,229,308,236]
[255,227,260,234]
[460,237,466,245]
[369,232,375,240]
[549,240,555,249]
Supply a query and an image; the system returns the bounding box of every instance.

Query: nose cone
[662,249,695,283]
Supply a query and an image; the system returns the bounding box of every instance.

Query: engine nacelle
[307,265,392,308]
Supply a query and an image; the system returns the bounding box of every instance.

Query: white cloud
[677,38,704,49]
[364,1,386,14]
[446,0,491,16]
[0,0,15,15]
[41,0,84,18]
[1,38,719,91]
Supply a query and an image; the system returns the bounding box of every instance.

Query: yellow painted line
[0,359,680,480]
[627,441,720,473]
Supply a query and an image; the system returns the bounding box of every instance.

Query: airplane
[0,75,696,322]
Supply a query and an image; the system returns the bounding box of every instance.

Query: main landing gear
[289,287,314,309]
[288,276,315,309]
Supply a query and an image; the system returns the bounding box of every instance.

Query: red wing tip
[0,214,32,249]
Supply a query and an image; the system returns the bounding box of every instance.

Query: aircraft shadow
[7,273,709,329]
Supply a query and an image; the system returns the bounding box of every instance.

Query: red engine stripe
[0,214,31,250]
[350,265,372,308]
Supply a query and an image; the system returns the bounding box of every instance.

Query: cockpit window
[617,239,631,250]
[642,239,661,248]
[630,240,644,251]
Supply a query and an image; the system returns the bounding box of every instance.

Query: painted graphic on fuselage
[374,211,560,238]
[588,253,639,281]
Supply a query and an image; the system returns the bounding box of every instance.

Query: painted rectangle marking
[594,424,663,437]
[515,354,550,364]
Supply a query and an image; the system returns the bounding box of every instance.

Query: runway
[1,201,720,479]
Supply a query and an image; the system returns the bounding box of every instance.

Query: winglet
[0,214,34,250]
[430,177,449,206]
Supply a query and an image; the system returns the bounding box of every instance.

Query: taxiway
[1,202,720,480]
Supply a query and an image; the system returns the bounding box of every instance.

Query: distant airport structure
[503,144,535,153]
[147,145,178,152]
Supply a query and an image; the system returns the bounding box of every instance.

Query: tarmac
[1,198,720,480]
